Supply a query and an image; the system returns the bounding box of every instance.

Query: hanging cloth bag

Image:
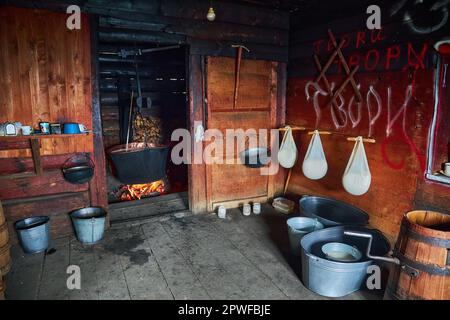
[302,130,328,180]
[342,137,371,196]
[277,126,297,169]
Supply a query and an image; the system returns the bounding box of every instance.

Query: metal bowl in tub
[300,225,390,298]
[322,242,362,262]
[69,207,107,245]
[299,195,369,227]
[287,217,324,256]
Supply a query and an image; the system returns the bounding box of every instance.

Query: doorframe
[187,54,208,213]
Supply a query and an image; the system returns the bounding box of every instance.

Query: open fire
[117,180,165,201]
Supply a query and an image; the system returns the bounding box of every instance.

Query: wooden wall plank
[3,192,90,243]
[0,7,93,158]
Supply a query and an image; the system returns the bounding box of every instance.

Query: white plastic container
[242,204,251,216]
[217,205,226,219]
[253,202,261,214]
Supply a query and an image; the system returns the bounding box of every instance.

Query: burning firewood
[117,180,165,201]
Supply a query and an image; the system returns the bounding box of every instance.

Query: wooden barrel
[385,210,450,300]
[0,223,9,248]
[0,244,11,277]
[0,276,5,300]
[0,200,5,226]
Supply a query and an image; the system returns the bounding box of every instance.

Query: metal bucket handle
[344,230,400,265]
[62,153,95,170]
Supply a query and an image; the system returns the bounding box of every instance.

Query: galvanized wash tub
[299,195,369,227]
[300,225,390,298]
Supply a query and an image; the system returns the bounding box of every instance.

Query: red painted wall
[286,12,449,241]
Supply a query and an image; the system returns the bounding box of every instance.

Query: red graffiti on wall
[304,81,426,171]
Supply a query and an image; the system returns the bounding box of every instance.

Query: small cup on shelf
[50,123,61,134]
[21,126,32,136]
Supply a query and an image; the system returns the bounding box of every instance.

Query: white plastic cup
[253,202,261,214]
[218,205,226,219]
[242,204,251,216]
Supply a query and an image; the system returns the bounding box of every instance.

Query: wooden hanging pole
[231,44,250,109]
[347,137,376,143]
[278,125,306,131]
[307,131,332,135]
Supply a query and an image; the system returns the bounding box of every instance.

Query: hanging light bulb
[206,7,216,21]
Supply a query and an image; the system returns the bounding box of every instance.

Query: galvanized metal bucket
[15,216,50,254]
[287,217,323,256]
[70,207,107,245]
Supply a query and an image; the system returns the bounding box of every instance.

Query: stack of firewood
[132,114,163,144]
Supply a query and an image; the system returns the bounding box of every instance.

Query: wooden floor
[5,205,383,300]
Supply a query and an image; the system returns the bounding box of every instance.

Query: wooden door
[205,56,278,211]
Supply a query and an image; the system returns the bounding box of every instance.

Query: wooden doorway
[204,57,281,211]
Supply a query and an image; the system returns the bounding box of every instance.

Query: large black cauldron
[107,142,169,184]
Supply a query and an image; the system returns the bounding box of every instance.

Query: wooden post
[30,139,43,176]
[188,54,207,213]
[89,15,108,211]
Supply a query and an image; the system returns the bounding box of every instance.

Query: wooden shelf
[0,133,90,180]
[0,133,89,141]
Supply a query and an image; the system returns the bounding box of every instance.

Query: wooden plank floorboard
[183,214,288,300]
[208,210,324,300]
[160,217,248,299]
[5,244,44,300]
[141,222,210,300]
[109,225,174,300]
[93,229,131,300]
[68,239,99,300]
[38,236,71,300]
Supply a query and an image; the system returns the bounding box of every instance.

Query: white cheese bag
[302,130,328,180]
[277,126,297,168]
[342,137,371,195]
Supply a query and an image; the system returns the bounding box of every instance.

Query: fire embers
[117,180,165,201]
[133,114,163,145]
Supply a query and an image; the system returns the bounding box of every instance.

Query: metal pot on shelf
[61,154,95,184]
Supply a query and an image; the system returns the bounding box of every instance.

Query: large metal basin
[300,226,390,297]
[299,195,369,227]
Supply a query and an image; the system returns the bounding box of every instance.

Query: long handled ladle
[125,90,134,152]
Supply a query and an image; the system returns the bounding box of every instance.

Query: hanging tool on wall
[231,44,250,109]
[118,45,181,58]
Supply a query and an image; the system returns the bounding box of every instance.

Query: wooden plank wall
[4,0,290,62]
[0,7,96,240]
[286,6,449,241]
[2,1,290,215]
[0,6,93,157]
